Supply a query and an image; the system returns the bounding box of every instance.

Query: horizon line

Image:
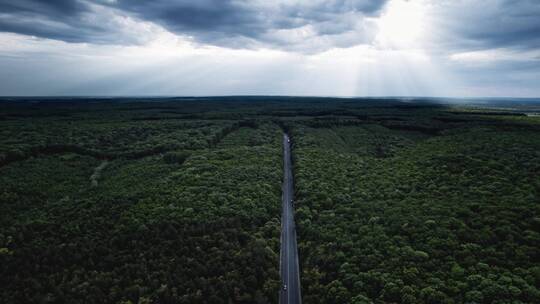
[1,95,540,100]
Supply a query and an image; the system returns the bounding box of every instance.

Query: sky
[0,0,539,97]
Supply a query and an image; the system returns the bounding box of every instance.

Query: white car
[283,284,287,291]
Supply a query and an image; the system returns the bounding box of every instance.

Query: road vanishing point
[280,133,302,304]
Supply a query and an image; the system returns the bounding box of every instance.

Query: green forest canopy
[0,97,539,304]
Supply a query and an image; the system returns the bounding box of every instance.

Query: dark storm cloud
[0,0,90,42]
[0,0,155,44]
[0,0,84,16]
[487,0,540,49]
[0,0,389,49]
[103,0,390,48]
[0,0,540,53]
[434,0,540,51]
[110,0,263,43]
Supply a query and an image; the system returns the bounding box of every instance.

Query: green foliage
[163,151,191,164]
[0,102,284,303]
[1,98,539,303]
[292,117,540,303]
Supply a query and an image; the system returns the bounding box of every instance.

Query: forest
[0,97,539,304]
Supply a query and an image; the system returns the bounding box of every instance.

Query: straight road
[280,133,302,304]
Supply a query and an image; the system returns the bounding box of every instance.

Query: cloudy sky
[0,0,539,97]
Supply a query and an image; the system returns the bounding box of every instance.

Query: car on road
[283,284,287,291]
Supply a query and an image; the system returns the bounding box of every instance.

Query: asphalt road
[280,133,302,304]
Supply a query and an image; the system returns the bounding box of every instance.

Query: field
[1,97,539,304]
